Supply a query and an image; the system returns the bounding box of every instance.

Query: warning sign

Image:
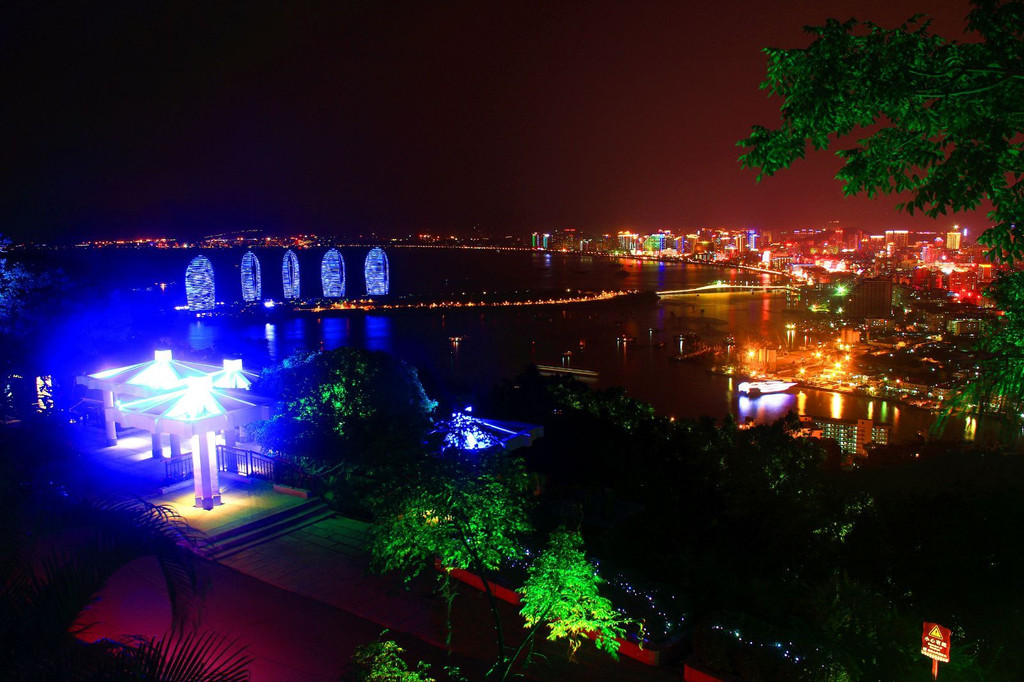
[922,622,951,663]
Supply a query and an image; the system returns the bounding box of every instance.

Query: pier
[656,282,800,296]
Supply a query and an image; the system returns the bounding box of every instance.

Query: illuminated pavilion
[77,351,267,508]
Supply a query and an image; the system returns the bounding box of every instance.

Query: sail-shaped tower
[364,247,389,296]
[282,250,300,299]
[185,255,215,311]
[240,251,262,302]
[321,248,345,298]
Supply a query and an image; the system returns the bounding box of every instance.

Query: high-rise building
[364,247,389,296]
[846,277,893,319]
[811,416,890,455]
[531,232,550,249]
[617,232,639,253]
[884,230,909,248]
[240,251,261,302]
[644,233,666,253]
[946,231,962,250]
[282,249,300,299]
[321,248,345,298]
[185,255,216,311]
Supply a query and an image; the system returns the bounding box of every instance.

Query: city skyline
[5,0,990,243]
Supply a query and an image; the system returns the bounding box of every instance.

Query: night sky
[4,0,988,243]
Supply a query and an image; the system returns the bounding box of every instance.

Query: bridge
[657,282,801,296]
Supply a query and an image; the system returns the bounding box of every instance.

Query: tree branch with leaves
[738,0,1024,262]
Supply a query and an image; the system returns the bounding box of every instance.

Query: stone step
[210,499,335,559]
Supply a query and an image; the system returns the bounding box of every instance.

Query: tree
[939,270,1024,434]
[349,636,438,682]
[516,528,627,665]
[0,238,30,328]
[366,449,532,671]
[249,347,437,466]
[738,0,1024,262]
[348,632,467,682]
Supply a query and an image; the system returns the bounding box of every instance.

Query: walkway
[71,426,681,681]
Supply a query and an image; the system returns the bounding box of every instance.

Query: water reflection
[284,318,304,342]
[830,392,843,419]
[264,323,277,360]
[188,321,215,350]
[738,393,796,424]
[964,416,977,441]
[321,317,346,351]
[364,315,392,352]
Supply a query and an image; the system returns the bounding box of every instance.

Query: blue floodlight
[438,411,499,452]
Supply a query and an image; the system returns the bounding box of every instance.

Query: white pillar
[102,390,117,446]
[192,431,222,510]
[169,434,182,458]
[151,431,163,459]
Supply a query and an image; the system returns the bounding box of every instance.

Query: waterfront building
[364,247,389,296]
[240,251,262,302]
[321,248,345,298]
[643,233,666,253]
[531,232,550,249]
[810,416,890,456]
[282,249,300,299]
[617,232,639,253]
[185,255,215,311]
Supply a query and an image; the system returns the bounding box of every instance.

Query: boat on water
[737,380,797,396]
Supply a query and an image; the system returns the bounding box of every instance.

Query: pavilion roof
[115,376,269,438]
[79,350,260,397]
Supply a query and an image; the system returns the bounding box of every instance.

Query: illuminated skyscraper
[617,232,639,253]
[946,231,962,250]
[240,251,262,302]
[364,247,389,296]
[321,248,345,298]
[282,250,300,299]
[185,255,215,311]
[884,230,909,248]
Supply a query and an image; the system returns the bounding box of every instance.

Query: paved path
[72,426,682,680]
